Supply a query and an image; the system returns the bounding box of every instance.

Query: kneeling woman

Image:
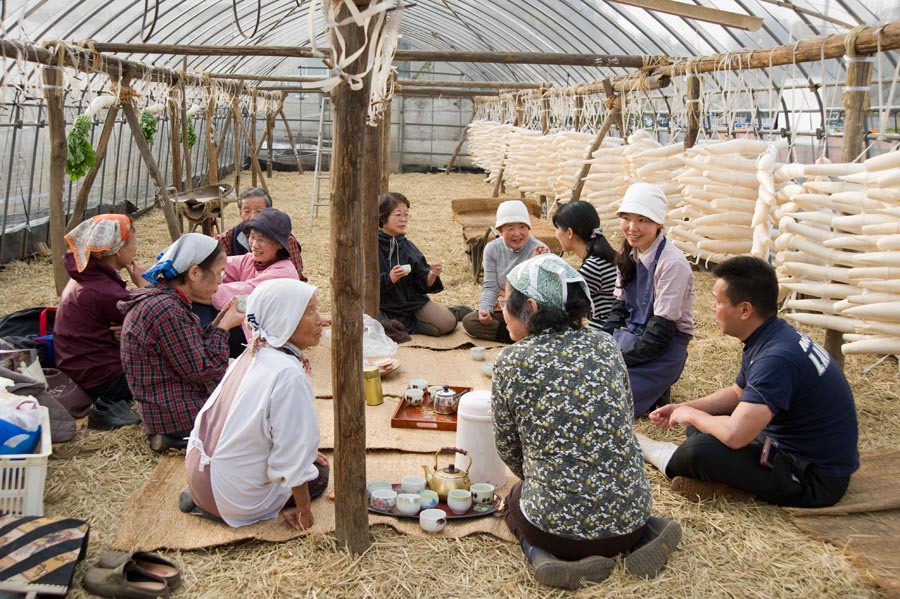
[493,254,679,588]
[605,183,694,416]
[120,234,244,452]
[185,279,329,529]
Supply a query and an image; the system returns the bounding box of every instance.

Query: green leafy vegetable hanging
[179,120,198,149]
[65,114,96,181]
[140,109,157,146]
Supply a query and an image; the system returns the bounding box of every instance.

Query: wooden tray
[390,386,473,431]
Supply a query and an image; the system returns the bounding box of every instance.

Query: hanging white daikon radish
[693,212,753,226]
[777,217,841,244]
[672,240,730,264]
[785,312,860,334]
[669,227,705,245]
[669,206,704,221]
[704,169,758,189]
[876,236,900,251]
[859,320,900,337]
[877,170,900,187]
[682,196,723,213]
[802,163,867,177]
[778,262,853,283]
[775,163,807,182]
[697,239,752,254]
[842,302,900,322]
[783,298,839,314]
[783,235,865,267]
[693,225,753,239]
[863,149,900,171]
[705,184,760,202]
[703,139,773,156]
[830,213,893,234]
[783,211,836,227]
[845,292,900,304]
[802,181,865,194]
[855,251,900,267]
[637,157,683,179]
[85,94,117,117]
[633,142,685,159]
[711,197,756,213]
[842,337,900,355]
[679,176,712,187]
[858,280,900,294]
[866,189,900,203]
[823,235,879,251]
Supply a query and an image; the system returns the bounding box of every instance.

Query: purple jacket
[53,253,130,390]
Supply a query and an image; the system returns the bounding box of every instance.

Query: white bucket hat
[617,183,668,225]
[495,200,532,229]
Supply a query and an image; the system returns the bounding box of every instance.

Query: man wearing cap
[603,183,694,416]
[462,200,548,342]
[217,187,307,282]
[637,256,858,507]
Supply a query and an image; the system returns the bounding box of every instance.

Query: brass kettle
[422,447,472,501]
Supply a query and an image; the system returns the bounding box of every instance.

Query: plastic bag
[0,385,42,454]
[362,314,398,359]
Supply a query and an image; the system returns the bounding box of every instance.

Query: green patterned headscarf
[506,254,592,312]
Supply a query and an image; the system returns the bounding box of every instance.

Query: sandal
[83,558,170,599]
[97,550,181,591]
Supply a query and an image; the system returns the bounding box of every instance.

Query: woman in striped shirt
[552,201,617,330]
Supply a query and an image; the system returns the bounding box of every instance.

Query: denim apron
[614,238,690,416]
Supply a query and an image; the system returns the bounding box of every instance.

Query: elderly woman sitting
[53,214,145,429]
[182,278,329,528]
[492,254,681,589]
[193,208,299,357]
[120,234,244,453]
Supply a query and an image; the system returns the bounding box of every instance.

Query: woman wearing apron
[604,183,695,417]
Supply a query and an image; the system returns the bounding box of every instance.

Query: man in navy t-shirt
[637,256,858,507]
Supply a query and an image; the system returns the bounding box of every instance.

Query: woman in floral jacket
[492,254,680,589]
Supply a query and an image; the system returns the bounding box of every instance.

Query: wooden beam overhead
[606,0,763,31]
[88,42,664,68]
[208,72,547,89]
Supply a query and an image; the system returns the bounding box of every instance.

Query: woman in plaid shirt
[120,234,244,453]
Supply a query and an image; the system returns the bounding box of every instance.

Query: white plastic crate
[0,406,52,517]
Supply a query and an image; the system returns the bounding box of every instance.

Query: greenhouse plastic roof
[2,0,898,87]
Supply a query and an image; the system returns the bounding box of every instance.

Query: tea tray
[389,386,472,431]
[368,484,500,520]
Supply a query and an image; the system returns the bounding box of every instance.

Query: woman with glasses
[377,192,465,336]
[120,234,244,453]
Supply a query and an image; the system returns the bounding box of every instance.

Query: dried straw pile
[1,171,896,598]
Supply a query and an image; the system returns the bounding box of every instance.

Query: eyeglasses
[391,211,410,219]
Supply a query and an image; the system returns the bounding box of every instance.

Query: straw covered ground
[1,171,898,598]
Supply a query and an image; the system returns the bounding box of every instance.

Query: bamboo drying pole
[330,0,372,555]
[168,97,183,193]
[66,103,120,232]
[446,103,477,174]
[180,60,193,192]
[232,108,242,197]
[209,72,549,90]
[266,112,275,178]
[571,81,622,201]
[251,89,258,187]
[205,95,219,184]
[42,51,69,295]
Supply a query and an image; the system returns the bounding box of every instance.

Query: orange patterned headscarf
[64,214,133,272]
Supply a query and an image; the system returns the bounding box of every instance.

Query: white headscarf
[142,233,219,283]
[245,278,317,348]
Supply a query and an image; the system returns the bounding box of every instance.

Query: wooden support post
[380,98,392,192]
[571,86,621,201]
[180,63,193,191]
[66,103,120,231]
[266,113,275,178]
[121,96,182,241]
[251,89,258,186]
[231,100,269,193]
[42,50,69,295]
[825,46,874,368]
[205,94,219,184]
[330,0,373,555]
[684,73,701,149]
[168,98,183,193]
[573,95,584,131]
[232,109,241,196]
[446,103,476,175]
[363,105,386,319]
[278,109,304,174]
[603,79,626,138]
[539,89,550,213]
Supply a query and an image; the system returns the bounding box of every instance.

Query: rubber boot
[623,516,682,579]
[519,539,615,589]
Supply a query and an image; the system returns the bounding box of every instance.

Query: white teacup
[409,378,428,390]
[447,489,472,515]
[370,489,397,511]
[417,489,440,510]
[400,264,412,275]
[419,508,447,533]
[470,346,486,361]
[396,493,422,515]
[404,388,424,407]
[470,483,495,504]
[400,475,427,493]
[366,479,392,497]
